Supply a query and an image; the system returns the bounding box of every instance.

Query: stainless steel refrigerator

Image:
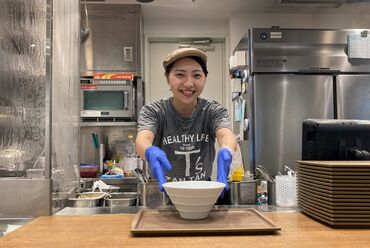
[248,28,370,176]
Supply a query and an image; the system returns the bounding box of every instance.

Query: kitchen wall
[144,18,229,37]
[142,12,370,59]
[143,17,230,113]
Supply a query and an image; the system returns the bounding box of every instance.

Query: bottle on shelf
[123,133,137,177]
[125,133,136,158]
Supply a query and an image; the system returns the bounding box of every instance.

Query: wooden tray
[298,196,370,214]
[297,193,370,210]
[297,174,370,186]
[297,177,370,190]
[298,198,370,216]
[297,174,370,187]
[297,182,370,198]
[297,167,370,179]
[297,192,370,207]
[131,208,281,235]
[300,205,370,227]
[299,203,370,224]
[297,184,370,199]
[297,163,370,173]
[297,180,370,193]
[297,190,370,203]
[297,160,370,168]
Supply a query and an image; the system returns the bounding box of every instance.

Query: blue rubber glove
[145,146,172,192]
[217,147,233,198]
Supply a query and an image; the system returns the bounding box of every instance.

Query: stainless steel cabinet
[337,75,370,120]
[80,4,142,76]
[251,74,334,176]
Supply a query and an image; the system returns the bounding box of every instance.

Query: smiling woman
[135,47,237,195]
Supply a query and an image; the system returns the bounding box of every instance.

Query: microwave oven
[80,74,135,120]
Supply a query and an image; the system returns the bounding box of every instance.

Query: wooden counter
[1,211,370,248]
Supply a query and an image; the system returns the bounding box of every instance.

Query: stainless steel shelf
[80,122,137,127]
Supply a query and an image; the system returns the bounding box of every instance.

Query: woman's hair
[165,56,208,77]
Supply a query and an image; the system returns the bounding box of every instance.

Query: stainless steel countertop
[55,205,298,216]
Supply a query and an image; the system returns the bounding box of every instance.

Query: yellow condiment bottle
[231,165,245,182]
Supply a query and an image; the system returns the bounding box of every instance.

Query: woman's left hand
[216,147,233,197]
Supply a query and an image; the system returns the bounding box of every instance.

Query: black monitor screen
[302,119,370,160]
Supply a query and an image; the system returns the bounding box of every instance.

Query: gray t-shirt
[138,97,231,182]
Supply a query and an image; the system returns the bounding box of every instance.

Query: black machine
[302,119,370,160]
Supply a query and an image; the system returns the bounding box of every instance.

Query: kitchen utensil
[91,133,99,149]
[132,169,144,183]
[256,164,275,182]
[99,144,104,174]
[135,168,148,183]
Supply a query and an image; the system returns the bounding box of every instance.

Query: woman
[136,47,237,194]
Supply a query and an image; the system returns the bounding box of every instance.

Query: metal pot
[105,192,139,207]
[67,192,107,207]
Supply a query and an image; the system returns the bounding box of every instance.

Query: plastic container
[114,141,126,163]
[275,174,297,207]
[125,134,136,158]
[80,164,98,178]
[123,157,139,176]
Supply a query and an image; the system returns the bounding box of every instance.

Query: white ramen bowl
[163,181,225,220]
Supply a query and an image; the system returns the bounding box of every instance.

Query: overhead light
[275,0,344,8]
[136,0,154,3]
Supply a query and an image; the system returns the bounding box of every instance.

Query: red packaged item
[80,164,98,178]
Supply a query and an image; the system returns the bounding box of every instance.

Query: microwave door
[81,87,133,119]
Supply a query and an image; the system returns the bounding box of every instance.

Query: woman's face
[166,57,206,107]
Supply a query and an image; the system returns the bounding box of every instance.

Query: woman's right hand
[145,146,172,191]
